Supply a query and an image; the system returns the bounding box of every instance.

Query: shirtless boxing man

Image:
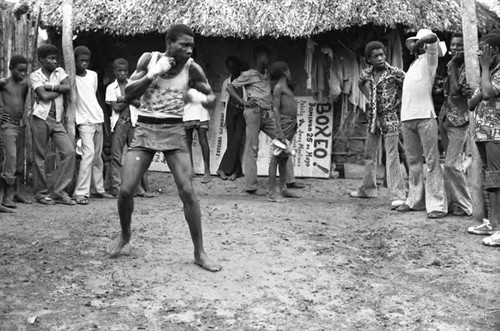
[107,24,221,272]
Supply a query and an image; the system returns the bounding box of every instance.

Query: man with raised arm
[397,29,447,219]
[107,24,221,272]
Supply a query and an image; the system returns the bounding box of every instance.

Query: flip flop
[137,191,159,198]
[75,196,89,205]
[2,201,16,209]
[36,197,55,205]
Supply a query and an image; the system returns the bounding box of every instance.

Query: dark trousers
[218,108,246,176]
[31,116,75,199]
[110,119,148,194]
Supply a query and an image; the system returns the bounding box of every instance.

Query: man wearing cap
[397,29,447,219]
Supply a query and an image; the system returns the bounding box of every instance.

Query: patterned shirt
[231,69,273,111]
[359,63,405,136]
[138,53,191,119]
[440,62,469,127]
[30,67,68,121]
[473,62,500,142]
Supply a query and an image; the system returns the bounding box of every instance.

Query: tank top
[138,52,192,119]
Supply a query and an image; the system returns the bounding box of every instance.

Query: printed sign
[149,96,333,178]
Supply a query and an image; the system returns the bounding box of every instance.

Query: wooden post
[461,0,484,221]
[61,0,76,143]
[23,2,41,184]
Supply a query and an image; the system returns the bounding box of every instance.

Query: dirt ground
[1,172,499,331]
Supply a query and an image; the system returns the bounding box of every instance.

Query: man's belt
[118,117,131,122]
[137,115,183,125]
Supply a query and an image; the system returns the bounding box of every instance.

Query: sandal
[141,191,159,198]
[52,192,77,205]
[2,200,16,209]
[36,197,55,205]
[75,195,89,205]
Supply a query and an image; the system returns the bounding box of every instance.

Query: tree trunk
[61,0,76,143]
[461,0,484,221]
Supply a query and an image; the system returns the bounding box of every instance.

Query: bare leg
[217,169,229,180]
[108,150,153,257]
[268,156,286,202]
[279,157,300,198]
[228,172,238,181]
[166,152,221,272]
[198,128,211,183]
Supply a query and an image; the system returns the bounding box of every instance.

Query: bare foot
[201,174,212,184]
[246,188,267,196]
[268,193,288,203]
[14,194,32,204]
[107,233,130,258]
[194,252,222,272]
[228,173,238,181]
[217,170,228,180]
[281,189,301,198]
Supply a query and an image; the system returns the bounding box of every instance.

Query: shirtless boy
[107,24,221,272]
[0,55,32,211]
[268,62,300,202]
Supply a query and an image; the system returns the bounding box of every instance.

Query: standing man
[0,55,32,210]
[227,48,303,195]
[72,46,114,205]
[467,32,500,246]
[397,29,447,218]
[226,47,276,196]
[217,56,246,181]
[107,24,221,272]
[439,33,473,216]
[30,44,76,205]
[349,41,407,209]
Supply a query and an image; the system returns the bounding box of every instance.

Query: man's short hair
[37,44,58,59]
[480,33,500,47]
[364,41,386,59]
[253,46,269,60]
[74,45,91,59]
[450,32,463,40]
[112,58,128,69]
[166,24,194,43]
[9,55,28,68]
[269,61,289,80]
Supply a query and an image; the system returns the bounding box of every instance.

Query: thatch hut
[33,0,500,176]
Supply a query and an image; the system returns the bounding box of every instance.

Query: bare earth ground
[1,172,499,331]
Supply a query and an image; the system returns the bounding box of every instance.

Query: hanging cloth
[386,29,404,69]
[305,39,318,91]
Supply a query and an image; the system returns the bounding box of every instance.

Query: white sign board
[149,96,333,178]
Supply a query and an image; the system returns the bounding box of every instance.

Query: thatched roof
[39,0,500,38]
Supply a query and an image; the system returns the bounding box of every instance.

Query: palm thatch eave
[38,0,500,38]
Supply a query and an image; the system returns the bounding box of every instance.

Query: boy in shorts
[268,62,300,202]
[183,87,211,183]
[0,55,32,210]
